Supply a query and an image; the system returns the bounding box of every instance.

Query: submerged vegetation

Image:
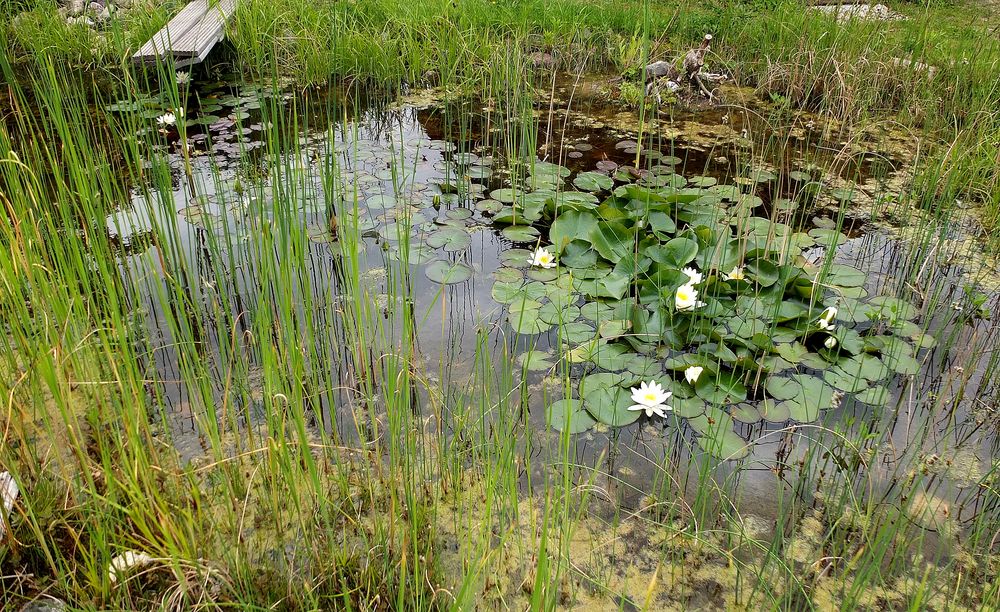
[2,0,1000,610]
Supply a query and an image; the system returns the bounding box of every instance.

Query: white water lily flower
[175,71,190,85]
[682,266,703,285]
[675,283,704,311]
[824,336,838,349]
[157,112,177,126]
[819,306,837,324]
[528,247,557,268]
[108,550,155,584]
[817,318,836,331]
[627,381,672,418]
[723,266,745,281]
[684,366,704,384]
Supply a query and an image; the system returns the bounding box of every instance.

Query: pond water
[100,72,999,535]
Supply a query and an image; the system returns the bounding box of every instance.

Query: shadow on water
[97,74,999,537]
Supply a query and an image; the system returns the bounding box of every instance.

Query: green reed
[2,21,1000,609]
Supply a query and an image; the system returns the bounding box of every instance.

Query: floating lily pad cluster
[486,159,934,459]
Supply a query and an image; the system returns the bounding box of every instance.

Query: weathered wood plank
[169,0,236,56]
[133,0,237,66]
[135,1,209,58]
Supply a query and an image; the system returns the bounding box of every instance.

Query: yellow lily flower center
[644,393,656,402]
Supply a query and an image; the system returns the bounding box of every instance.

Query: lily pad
[424,260,474,284]
[517,350,555,372]
[583,386,642,427]
[426,227,472,251]
[546,399,597,433]
[573,172,614,192]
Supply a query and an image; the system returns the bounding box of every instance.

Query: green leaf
[687,406,735,435]
[501,225,540,243]
[583,387,641,427]
[697,429,749,460]
[546,399,597,433]
[598,319,632,339]
[590,342,635,371]
[538,302,581,325]
[517,350,555,371]
[549,211,598,253]
[560,240,598,268]
[809,228,847,248]
[560,322,597,344]
[855,385,890,407]
[759,399,791,423]
[646,237,698,267]
[507,309,553,335]
[868,296,919,321]
[747,260,779,286]
[573,171,614,192]
[589,221,636,262]
[426,227,472,251]
[425,260,474,284]
[695,372,747,404]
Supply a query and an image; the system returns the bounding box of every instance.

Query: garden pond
[94,72,999,534]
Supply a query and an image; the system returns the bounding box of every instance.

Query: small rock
[1,471,18,541]
[65,0,87,15]
[66,15,95,27]
[108,550,156,584]
[644,60,675,81]
[527,51,556,70]
[20,599,68,612]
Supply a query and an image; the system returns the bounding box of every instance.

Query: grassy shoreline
[2,2,1000,610]
[4,0,998,232]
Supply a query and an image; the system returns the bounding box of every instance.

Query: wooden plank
[133,0,236,65]
[168,0,236,56]
[134,0,209,59]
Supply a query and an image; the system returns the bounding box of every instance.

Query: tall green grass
[2,10,1000,611]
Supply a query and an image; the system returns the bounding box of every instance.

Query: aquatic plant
[489,160,934,458]
[627,380,673,418]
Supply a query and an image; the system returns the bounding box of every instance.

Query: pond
[99,70,998,549]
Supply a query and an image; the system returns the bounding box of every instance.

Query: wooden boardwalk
[133,0,237,68]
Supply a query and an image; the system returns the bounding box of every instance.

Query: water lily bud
[684,366,704,384]
[824,336,838,350]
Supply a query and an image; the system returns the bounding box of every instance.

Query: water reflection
[103,80,998,527]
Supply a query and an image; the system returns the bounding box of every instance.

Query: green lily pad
[507,309,553,335]
[697,429,750,460]
[583,386,642,427]
[546,399,597,433]
[539,302,581,325]
[559,322,597,344]
[809,228,848,248]
[730,403,761,423]
[366,194,396,209]
[549,210,598,253]
[517,350,555,371]
[573,172,614,192]
[502,225,541,243]
[868,296,919,321]
[425,260,474,284]
[426,227,472,251]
